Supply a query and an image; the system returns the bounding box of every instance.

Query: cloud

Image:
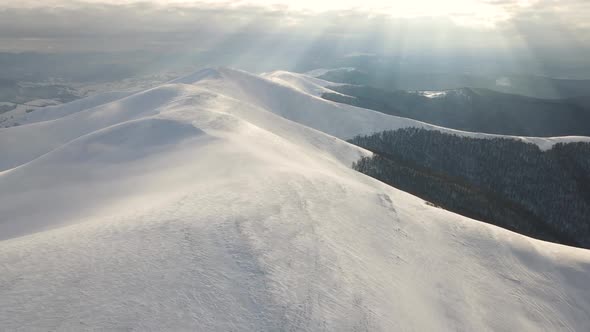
[0,0,587,70]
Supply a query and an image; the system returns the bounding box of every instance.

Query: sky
[1,0,589,77]
[8,0,527,25]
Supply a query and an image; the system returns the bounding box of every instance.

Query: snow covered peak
[171,67,265,86]
[262,70,342,96]
[169,66,227,84]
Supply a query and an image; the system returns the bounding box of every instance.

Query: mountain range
[323,85,590,137]
[1,68,589,331]
[315,66,590,99]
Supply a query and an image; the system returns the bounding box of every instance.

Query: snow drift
[1,67,589,331]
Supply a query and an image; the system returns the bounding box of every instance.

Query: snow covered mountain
[1,67,589,331]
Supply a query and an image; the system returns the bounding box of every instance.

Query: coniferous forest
[350,128,590,249]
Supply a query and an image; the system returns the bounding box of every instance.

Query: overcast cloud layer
[0,0,588,76]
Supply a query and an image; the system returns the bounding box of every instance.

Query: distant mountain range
[0,79,78,106]
[323,85,590,137]
[315,66,590,99]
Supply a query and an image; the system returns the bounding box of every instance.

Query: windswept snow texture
[1,67,590,331]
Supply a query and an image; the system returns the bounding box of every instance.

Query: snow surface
[419,90,449,98]
[262,70,343,97]
[1,67,590,331]
[305,67,357,78]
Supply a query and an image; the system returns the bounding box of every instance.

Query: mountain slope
[350,128,590,248]
[0,90,132,128]
[321,85,590,136]
[1,68,590,331]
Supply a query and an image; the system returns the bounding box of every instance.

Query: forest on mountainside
[350,128,590,248]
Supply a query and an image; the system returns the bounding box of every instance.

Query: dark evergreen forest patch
[350,128,590,249]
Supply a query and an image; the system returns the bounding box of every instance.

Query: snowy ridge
[262,70,345,96]
[305,67,357,78]
[190,67,590,150]
[1,67,589,331]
